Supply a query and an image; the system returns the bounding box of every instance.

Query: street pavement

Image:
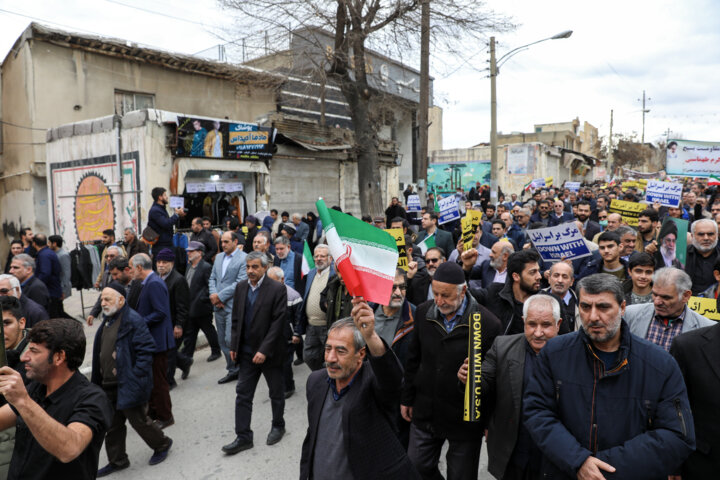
[62,288,492,479]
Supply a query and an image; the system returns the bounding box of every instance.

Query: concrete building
[0,23,279,252]
[496,118,600,158]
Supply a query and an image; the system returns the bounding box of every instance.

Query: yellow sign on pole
[609,199,646,227]
[384,228,408,271]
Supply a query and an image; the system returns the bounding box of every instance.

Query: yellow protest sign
[545,176,554,187]
[609,199,645,227]
[688,296,720,322]
[384,228,408,271]
[462,210,483,251]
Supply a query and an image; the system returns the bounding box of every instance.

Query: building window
[114,91,155,115]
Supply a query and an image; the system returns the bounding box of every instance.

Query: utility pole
[415,0,430,204]
[608,109,614,177]
[489,36,498,202]
[638,90,650,143]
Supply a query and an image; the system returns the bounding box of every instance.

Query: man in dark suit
[31,234,63,317]
[129,253,175,429]
[406,247,445,306]
[458,294,562,480]
[300,305,420,480]
[155,249,193,388]
[181,242,221,362]
[189,217,218,264]
[222,251,287,455]
[671,322,720,479]
[415,212,455,261]
[464,241,513,290]
[0,274,48,328]
[9,254,49,311]
[577,200,601,242]
[549,198,575,226]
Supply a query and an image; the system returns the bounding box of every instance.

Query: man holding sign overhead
[401,262,502,480]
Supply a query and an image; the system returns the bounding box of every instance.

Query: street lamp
[489,30,573,201]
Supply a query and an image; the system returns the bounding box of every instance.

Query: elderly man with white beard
[685,218,720,295]
[92,283,173,477]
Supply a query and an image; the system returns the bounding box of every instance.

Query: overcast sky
[2,0,719,150]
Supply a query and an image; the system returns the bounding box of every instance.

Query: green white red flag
[709,175,720,186]
[301,240,314,277]
[316,199,399,305]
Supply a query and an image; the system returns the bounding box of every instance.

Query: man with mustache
[458,294,562,479]
[401,261,502,479]
[524,274,695,479]
[685,219,720,295]
[576,200,601,242]
[93,284,173,476]
[406,247,445,306]
[471,249,543,335]
[542,261,579,332]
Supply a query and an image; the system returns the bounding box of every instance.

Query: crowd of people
[0,180,718,479]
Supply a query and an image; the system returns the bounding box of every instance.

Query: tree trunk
[340,80,384,217]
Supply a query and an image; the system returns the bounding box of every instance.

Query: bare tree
[220,0,512,215]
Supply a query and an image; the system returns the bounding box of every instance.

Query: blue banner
[437,195,460,225]
[407,194,422,212]
[644,180,682,207]
[528,223,592,262]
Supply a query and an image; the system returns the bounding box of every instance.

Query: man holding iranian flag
[315,199,399,306]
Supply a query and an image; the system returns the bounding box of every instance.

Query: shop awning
[174,157,269,194]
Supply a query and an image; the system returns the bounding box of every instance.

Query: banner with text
[528,223,592,262]
[438,196,461,225]
[688,296,720,322]
[406,194,422,212]
[384,228,409,271]
[564,181,581,192]
[609,199,646,227]
[644,181,682,207]
[666,139,720,177]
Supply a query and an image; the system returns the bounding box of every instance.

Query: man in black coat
[406,247,445,306]
[576,201,601,242]
[466,249,543,335]
[671,322,720,479]
[401,262,502,479]
[181,242,221,362]
[189,217,218,264]
[458,294,563,480]
[0,274,48,328]
[223,252,287,455]
[155,249,193,391]
[301,306,420,480]
[385,196,407,228]
[9,254,49,311]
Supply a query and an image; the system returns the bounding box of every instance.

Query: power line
[103,0,211,28]
[0,120,47,131]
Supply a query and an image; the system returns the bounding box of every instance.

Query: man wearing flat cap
[401,261,503,480]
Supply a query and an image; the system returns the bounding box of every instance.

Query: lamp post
[489,30,573,200]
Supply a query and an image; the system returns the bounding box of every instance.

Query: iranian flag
[316,199,399,305]
[301,240,315,277]
[709,175,720,186]
[417,233,436,255]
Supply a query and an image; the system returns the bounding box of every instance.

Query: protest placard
[169,196,185,209]
[528,223,591,262]
[406,194,422,212]
[644,181,682,207]
[461,216,474,250]
[609,199,646,226]
[438,196,460,225]
[564,181,581,192]
[688,296,720,322]
[384,228,408,271]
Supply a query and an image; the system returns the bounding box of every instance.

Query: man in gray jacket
[458,294,562,479]
[624,267,714,351]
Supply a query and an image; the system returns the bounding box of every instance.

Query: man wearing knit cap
[93,282,173,476]
[401,261,503,479]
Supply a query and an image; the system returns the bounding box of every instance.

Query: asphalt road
[62,289,492,479]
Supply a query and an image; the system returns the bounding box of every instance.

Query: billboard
[176,117,276,160]
[506,144,538,175]
[666,139,720,177]
[427,161,491,194]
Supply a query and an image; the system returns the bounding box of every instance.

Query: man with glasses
[686,219,720,295]
[298,245,335,371]
[0,275,48,328]
[95,230,126,289]
[530,200,552,226]
[407,247,445,306]
[550,199,574,226]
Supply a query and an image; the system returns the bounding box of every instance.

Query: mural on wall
[427,161,491,194]
[74,173,115,242]
[49,152,141,250]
